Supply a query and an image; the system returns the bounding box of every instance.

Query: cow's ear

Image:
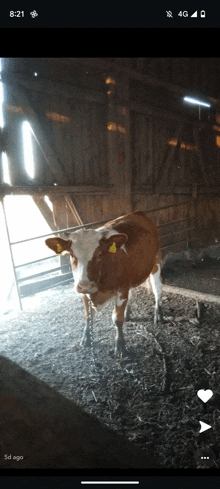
[45,237,72,254]
[107,233,128,252]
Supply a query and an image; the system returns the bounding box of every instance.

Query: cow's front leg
[81,295,96,347]
[112,291,129,356]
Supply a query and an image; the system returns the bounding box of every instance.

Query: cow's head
[45,229,128,294]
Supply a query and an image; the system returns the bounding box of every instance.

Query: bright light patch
[183,96,211,108]
[2,152,11,185]
[107,122,126,134]
[22,121,35,179]
[0,81,4,128]
[44,195,53,211]
[105,76,116,85]
[216,135,220,147]
[4,195,54,265]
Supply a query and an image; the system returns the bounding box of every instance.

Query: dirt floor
[163,253,220,296]
[1,256,220,469]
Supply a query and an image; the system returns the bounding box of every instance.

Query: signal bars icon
[191,10,206,17]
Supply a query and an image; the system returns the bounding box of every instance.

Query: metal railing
[1,209,117,311]
[1,202,196,312]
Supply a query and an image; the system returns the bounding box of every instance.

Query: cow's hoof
[115,348,129,358]
[115,340,129,357]
[124,305,132,321]
[154,306,163,324]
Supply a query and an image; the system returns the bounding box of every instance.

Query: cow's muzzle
[77,281,98,294]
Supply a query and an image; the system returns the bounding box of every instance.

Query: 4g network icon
[166,10,206,18]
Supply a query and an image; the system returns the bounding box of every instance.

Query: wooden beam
[2,72,210,128]
[0,185,112,197]
[2,73,106,106]
[32,195,57,231]
[64,196,83,226]
[63,58,215,106]
[163,284,220,305]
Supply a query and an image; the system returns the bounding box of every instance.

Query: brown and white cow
[45,211,163,356]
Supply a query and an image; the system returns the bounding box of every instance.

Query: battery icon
[200,10,206,17]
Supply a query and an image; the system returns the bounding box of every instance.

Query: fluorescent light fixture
[183,96,211,108]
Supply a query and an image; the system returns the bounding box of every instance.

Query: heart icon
[197,389,213,403]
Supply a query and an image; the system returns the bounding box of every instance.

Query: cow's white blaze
[69,227,119,291]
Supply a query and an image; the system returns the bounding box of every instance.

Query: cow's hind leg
[124,289,132,321]
[112,290,129,356]
[150,261,163,324]
[81,294,96,347]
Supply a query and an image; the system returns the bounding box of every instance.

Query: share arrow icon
[199,421,212,433]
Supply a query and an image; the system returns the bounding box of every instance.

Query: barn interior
[1,58,220,470]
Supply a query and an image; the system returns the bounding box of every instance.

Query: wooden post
[1,197,23,311]
[106,73,132,213]
[121,77,132,211]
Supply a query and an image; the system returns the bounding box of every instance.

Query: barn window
[22,121,35,179]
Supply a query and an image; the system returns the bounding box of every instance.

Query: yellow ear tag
[57,243,62,253]
[109,242,117,253]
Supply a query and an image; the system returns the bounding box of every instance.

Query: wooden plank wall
[2,58,220,256]
[116,58,220,100]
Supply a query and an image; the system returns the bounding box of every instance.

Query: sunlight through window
[22,121,35,179]
[44,195,53,212]
[0,59,11,185]
[2,152,11,184]
[0,80,4,128]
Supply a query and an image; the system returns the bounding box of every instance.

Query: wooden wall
[105,58,220,100]
[1,57,220,257]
